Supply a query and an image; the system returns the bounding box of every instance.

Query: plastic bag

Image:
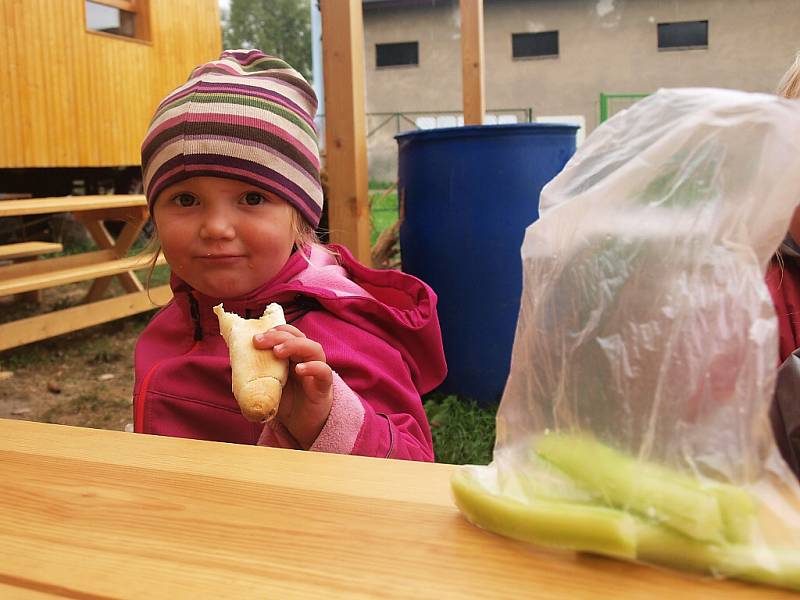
[452,88,800,590]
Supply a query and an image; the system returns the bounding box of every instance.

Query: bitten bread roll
[213,303,289,422]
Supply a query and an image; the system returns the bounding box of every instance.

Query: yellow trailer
[0,0,222,195]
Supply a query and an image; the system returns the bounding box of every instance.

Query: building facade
[361,0,800,180]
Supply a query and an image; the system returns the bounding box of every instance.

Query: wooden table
[0,419,794,599]
[0,195,170,351]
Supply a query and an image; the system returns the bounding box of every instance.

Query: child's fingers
[252,328,301,350]
[295,360,333,389]
[272,336,327,364]
[272,324,306,338]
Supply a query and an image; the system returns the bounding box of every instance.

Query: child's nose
[199,210,236,240]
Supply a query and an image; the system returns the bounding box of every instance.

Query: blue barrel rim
[395,122,579,143]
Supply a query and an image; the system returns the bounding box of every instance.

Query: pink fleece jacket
[133,244,447,461]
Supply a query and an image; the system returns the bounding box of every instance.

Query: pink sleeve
[256,371,434,462]
[308,372,434,461]
[308,371,364,454]
[274,309,438,461]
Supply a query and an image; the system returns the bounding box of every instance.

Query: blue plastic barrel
[396,123,577,406]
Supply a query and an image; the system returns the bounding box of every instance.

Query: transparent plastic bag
[452,88,800,590]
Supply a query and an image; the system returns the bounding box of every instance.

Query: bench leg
[78,214,147,302]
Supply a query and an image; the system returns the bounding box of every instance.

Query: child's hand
[253,325,333,449]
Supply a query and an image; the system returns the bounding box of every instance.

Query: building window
[512,31,559,59]
[657,20,708,50]
[376,42,419,68]
[86,0,149,41]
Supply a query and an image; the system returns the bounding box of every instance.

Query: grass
[369,188,399,245]
[368,180,395,190]
[423,395,498,465]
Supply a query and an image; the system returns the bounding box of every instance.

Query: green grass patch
[368,180,395,190]
[424,395,497,465]
[370,189,398,245]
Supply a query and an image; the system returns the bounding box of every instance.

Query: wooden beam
[0,242,62,260]
[0,249,117,281]
[460,0,485,125]
[0,253,164,297]
[0,195,146,218]
[0,285,172,352]
[320,0,372,265]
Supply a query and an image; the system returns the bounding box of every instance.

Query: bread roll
[213,303,289,422]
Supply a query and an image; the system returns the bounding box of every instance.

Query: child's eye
[242,192,267,206]
[172,193,198,208]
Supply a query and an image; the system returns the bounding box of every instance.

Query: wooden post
[460,0,485,125]
[320,0,372,265]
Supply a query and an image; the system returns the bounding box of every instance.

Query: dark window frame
[375,41,419,69]
[85,0,151,43]
[657,20,708,51]
[512,31,560,60]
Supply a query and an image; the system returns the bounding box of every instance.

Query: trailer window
[86,0,149,41]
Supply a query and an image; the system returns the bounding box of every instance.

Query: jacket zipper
[134,341,201,432]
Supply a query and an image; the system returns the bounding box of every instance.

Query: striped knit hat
[141,49,322,226]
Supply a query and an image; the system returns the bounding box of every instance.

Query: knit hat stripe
[177,82,315,128]
[198,54,317,100]
[154,82,314,130]
[153,75,315,133]
[141,50,323,226]
[190,134,320,186]
[143,111,319,175]
[150,88,318,150]
[167,92,317,141]
[149,155,321,224]
[188,63,316,107]
[144,103,318,170]
[223,49,296,72]
[144,136,322,206]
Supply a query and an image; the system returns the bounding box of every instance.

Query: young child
[767,51,800,477]
[134,50,447,461]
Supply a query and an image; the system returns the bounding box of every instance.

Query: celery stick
[535,433,725,542]
[636,521,800,591]
[711,484,756,544]
[451,467,638,559]
[718,545,800,591]
[503,455,597,504]
[635,520,728,573]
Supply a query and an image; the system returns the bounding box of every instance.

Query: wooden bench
[0,241,65,303]
[0,252,166,297]
[0,241,63,261]
[0,250,172,351]
[0,195,173,351]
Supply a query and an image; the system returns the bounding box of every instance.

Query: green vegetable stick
[636,520,800,591]
[717,545,800,591]
[535,433,726,542]
[710,483,756,544]
[451,467,638,559]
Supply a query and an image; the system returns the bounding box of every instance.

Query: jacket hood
[168,244,446,394]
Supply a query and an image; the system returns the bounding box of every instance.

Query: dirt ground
[0,282,154,431]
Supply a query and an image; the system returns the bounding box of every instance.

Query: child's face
[153,176,295,299]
